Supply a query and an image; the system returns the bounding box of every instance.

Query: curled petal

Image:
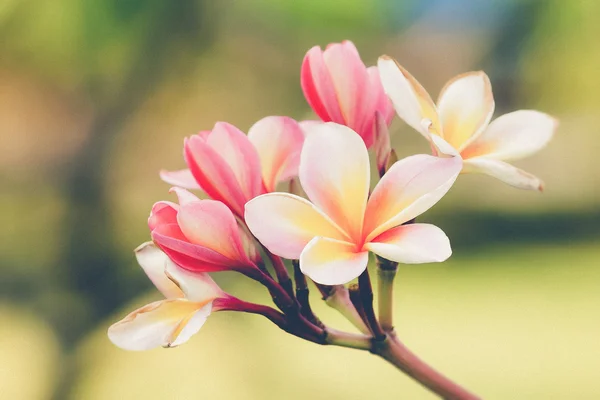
[248,116,305,192]
[322,41,370,139]
[184,135,247,216]
[108,299,212,351]
[364,155,462,241]
[169,187,201,205]
[373,111,391,176]
[436,71,495,151]
[463,158,544,191]
[148,201,179,231]
[244,193,348,260]
[367,66,395,125]
[134,242,183,299]
[299,123,370,241]
[301,46,344,123]
[164,259,224,302]
[152,224,239,270]
[377,56,441,138]
[205,122,263,200]
[177,200,249,264]
[159,169,202,190]
[461,110,558,161]
[366,223,451,264]
[300,237,368,285]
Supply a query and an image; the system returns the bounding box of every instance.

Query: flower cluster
[109,40,556,399]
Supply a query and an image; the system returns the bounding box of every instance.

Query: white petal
[463,158,544,191]
[300,237,368,285]
[366,223,451,264]
[134,242,183,299]
[462,110,557,161]
[108,299,211,351]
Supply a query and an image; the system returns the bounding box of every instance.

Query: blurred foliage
[0,0,599,399]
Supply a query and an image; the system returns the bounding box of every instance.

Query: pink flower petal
[436,71,495,151]
[247,116,305,192]
[365,223,451,264]
[108,299,212,351]
[301,46,344,123]
[463,158,544,191]
[184,135,248,216]
[159,169,202,190]
[169,187,201,205]
[322,41,369,137]
[364,154,462,241]
[148,201,179,231]
[377,56,441,139]
[367,66,395,125]
[372,111,391,175]
[300,237,368,285]
[134,242,184,299]
[152,224,238,270]
[177,200,249,264]
[299,122,370,242]
[206,122,263,200]
[461,110,558,161]
[244,193,349,260]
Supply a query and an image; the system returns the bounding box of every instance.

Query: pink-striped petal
[177,200,248,264]
[367,67,395,125]
[247,116,305,192]
[377,56,441,138]
[463,158,544,191]
[205,122,263,200]
[301,46,344,123]
[184,135,247,216]
[436,71,495,151]
[461,110,557,161]
[159,169,202,190]
[365,223,451,264]
[152,224,238,270]
[364,154,462,241]
[148,201,179,231]
[300,237,368,285]
[244,193,349,260]
[134,242,183,299]
[322,41,370,137]
[108,299,212,351]
[372,111,391,176]
[299,123,370,241]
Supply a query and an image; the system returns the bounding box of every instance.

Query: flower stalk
[358,270,386,341]
[373,335,480,400]
[323,285,370,334]
[376,256,399,332]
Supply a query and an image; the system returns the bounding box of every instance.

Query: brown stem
[374,335,480,400]
[263,246,296,300]
[292,260,322,327]
[358,270,386,340]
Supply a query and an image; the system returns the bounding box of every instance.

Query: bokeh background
[1,1,599,399]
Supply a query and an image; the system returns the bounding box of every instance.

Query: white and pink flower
[245,123,461,285]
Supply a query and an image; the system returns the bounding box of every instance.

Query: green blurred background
[1,1,599,399]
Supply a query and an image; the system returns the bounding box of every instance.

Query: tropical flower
[149,187,259,274]
[301,41,394,148]
[377,56,558,191]
[245,123,461,285]
[160,117,305,216]
[108,242,228,350]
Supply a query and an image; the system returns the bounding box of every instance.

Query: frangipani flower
[108,242,228,350]
[378,56,558,191]
[161,117,305,216]
[245,123,461,285]
[149,187,259,274]
[301,41,394,148]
